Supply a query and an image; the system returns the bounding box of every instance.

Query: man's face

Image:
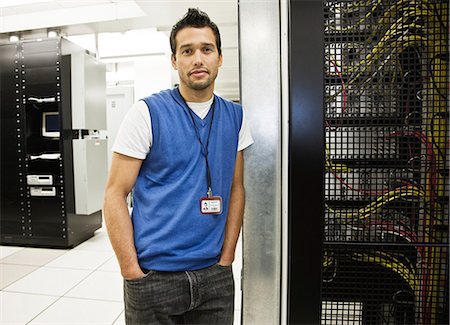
[171,27,222,92]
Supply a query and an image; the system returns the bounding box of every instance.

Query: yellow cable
[325,143,349,173]
[357,187,424,217]
[352,252,417,290]
[326,186,425,219]
[323,255,334,268]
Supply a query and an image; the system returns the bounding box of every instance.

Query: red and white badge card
[200,196,223,214]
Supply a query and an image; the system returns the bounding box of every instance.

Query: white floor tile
[0,246,24,260]
[98,256,121,273]
[65,270,124,302]
[0,264,39,290]
[234,235,243,312]
[0,291,58,325]
[29,297,123,325]
[74,231,114,253]
[46,249,113,270]
[235,290,242,314]
[74,239,113,253]
[112,311,125,325]
[0,247,67,266]
[3,266,91,296]
[234,309,242,325]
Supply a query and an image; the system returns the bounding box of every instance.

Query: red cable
[328,58,348,113]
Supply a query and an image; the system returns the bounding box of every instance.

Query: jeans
[123,263,235,325]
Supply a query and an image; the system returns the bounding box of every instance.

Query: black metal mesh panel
[323,1,449,324]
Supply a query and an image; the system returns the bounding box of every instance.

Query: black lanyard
[178,89,216,197]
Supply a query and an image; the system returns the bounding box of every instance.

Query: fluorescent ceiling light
[98,29,170,58]
[0,0,53,8]
[1,1,145,34]
[47,30,58,38]
[100,54,166,64]
[66,29,170,62]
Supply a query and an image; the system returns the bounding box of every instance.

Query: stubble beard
[184,70,217,91]
[188,79,211,90]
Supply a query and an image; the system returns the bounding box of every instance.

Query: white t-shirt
[113,96,254,159]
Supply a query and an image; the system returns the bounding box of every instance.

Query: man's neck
[178,84,214,102]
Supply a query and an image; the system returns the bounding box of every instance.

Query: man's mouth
[190,69,208,77]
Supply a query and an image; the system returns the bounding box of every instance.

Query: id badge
[200,196,223,214]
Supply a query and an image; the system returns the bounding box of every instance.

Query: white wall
[133,55,172,102]
[105,86,134,170]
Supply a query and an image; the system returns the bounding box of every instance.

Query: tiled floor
[0,227,243,325]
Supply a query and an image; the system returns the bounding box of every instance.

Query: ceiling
[0,0,239,99]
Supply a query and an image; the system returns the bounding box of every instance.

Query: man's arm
[103,152,144,280]
[219,151,245,266]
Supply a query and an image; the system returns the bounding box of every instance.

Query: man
[103,8,253,325]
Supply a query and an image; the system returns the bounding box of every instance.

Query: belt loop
[184,271,195,311]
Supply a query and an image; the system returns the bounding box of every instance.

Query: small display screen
[42,112,60,137]
[46,114,59,132]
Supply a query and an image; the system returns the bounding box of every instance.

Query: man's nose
[193,49,204,65]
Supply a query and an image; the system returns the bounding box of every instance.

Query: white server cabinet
[72,138,108,215]
[70,52,106,130]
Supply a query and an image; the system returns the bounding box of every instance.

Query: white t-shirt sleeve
[237,108,254,151]
[112,100,152,159]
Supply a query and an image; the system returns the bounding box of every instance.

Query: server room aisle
[0,227,243,324]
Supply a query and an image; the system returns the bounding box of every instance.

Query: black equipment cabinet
[320,1,449,324]
[0,38,104,248]
[288,0,449,324]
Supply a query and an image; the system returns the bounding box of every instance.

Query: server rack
[322,1,449,324]
[0,38,106,248]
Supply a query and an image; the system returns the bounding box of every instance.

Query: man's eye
[182,49,192,55]
[204,48,213,53]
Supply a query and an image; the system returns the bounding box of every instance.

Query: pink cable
[328,58,348,113]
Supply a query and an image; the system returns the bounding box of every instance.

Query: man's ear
[171,54,177,70]
[218,53,223,68]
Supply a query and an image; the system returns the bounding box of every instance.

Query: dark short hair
[170,8,221,56]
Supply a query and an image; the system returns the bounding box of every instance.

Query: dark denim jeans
[123,263,235,325]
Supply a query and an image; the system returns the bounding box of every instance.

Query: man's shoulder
[216,95,242,111]
[215,96,243,128]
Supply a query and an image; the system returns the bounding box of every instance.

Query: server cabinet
[0,38,106,248]
[321,1,449,324]
[0,43,23,239]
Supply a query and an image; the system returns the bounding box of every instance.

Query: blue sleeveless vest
[132,88,242,271]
